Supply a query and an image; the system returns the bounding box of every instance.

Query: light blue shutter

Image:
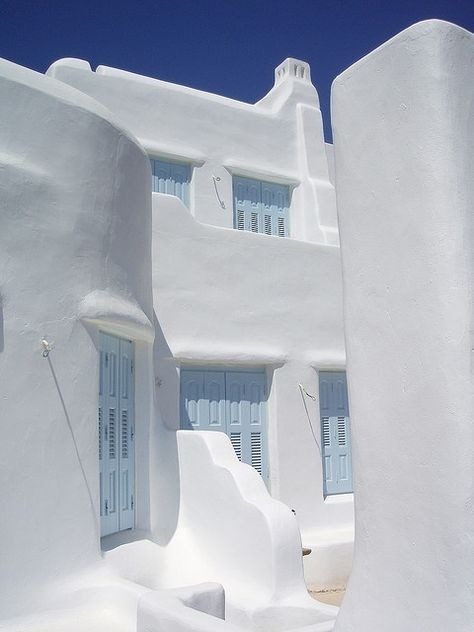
[319,371,352,496]
[99,333,120,536]
[204,371,226,430]
[245,372,267,481]
[233,176,261,232]
[225,372,245,462]
[274,183,289,237]
[234,177,289,237]
[261,182,274,236]
[225,371,268,483]
[151,158,190,207]
[261,181,289,237]
[180,369,226,431]
[99,346,105,528]
[180,368,268,483]
[180,369,204,429]
[99,333,135,537]
[151,159,169,195]
[169,162,190,207]
[118,338,134,530]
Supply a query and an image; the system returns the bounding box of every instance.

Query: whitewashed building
[3,17,468,632]
[0,50,347,632]
[46,56,354,588]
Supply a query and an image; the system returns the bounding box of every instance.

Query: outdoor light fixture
[41,338,52,358]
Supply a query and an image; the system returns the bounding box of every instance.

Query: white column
[332,20,474,632]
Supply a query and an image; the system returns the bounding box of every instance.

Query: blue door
[233,176,289,237]
[99,332,135,537]
[180,368,268,483]
[319,371,352,496]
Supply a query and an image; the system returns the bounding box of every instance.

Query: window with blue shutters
[150,158,191,207]
[99,332,135,537]
[233,175,290,237]
[319,371,353,496]
[180,367,268,484]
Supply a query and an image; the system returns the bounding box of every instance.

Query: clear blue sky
[1,0,472,140]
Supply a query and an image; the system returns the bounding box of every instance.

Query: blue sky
[1,1,472,140]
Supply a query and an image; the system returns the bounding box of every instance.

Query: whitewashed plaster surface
[47,57,354,588]
[332,20,474,632]
[0,57,337,631]
[47,56,338,245]
[150,195,353,589]
[108,430,338,631]
[0,55,153,620]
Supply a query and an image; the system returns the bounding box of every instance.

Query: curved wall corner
[0,58,152,618]
[331,20,474,632]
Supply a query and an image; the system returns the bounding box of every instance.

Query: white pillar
[331,20,474,632]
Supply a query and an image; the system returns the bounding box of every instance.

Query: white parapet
[137,583,233,632]
[105,429,339,630]
[331,20,474,632]
[168,430,338,630]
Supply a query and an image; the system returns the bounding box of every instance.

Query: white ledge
[79,290,154,342]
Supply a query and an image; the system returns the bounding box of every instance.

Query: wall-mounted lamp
[41,338,53,358]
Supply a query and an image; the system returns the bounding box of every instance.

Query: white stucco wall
[47,57,352,588]
[47,56,338,246]
[0,58,154,618]
[0,56,338,631]
[151,195,353,588]
[105,430,339,630]
[332,20,474,632]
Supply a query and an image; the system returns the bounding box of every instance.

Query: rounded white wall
[0,58,153,617]
[332,20,474,631]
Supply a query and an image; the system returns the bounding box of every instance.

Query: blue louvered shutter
[244,372,267,482]
[319,371,353,496]
[118,338,134,530]
[204,371,227,430]
[234,176,289,237]
[180,369,204,429]
[151,158,190,207]
[181,368,268,483]
[225,372,246,462]
[99,344,105,529]
[99,333,120,536]
[180,369,226,431]
[261,181,290,237]
[99,332,135,537]
[169,162,190,207]
[233,176,261,233]
[225,371,267,483]
[151,160,169,196]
